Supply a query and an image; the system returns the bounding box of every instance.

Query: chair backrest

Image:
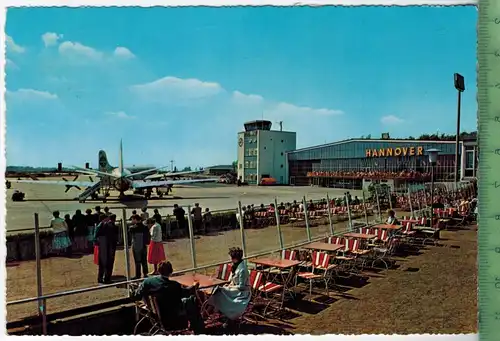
[376,229,388,242]
[345,239,359,252]
[311,251,331,268]
[249,270,264,290]
[360,227,373,235]
[142,295,165,330]
[281,249,297,260]
[401,222,411,233]
[327,236,344,245]
[216,263,233,281]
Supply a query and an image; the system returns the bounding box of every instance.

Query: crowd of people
[395,183,477,215]
[306,170,431,180]
[46,203,218,284]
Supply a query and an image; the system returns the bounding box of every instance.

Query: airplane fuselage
[108,168,133,193]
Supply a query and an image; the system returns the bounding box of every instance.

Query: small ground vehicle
[11,190,25,201]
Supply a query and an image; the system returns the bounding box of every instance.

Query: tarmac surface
[6,177,363,233]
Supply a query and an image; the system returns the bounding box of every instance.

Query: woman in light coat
[208,247,251,321]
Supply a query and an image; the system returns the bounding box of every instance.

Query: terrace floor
[210,226,478,335]
[8,222,477,334]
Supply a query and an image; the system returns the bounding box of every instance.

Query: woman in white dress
[208,247,251,322]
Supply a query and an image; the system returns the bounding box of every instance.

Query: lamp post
[427,148,440,226]
[454,73,465,188]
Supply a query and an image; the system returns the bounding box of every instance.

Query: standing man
[95,214,119,284]
[141,207,149,223]
[130,215,150,279]
[191,203,203,234]
[173,204,186,232]
[93,206,105,225]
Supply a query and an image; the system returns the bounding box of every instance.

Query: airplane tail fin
[98,150,113,172]
[119,139,124,176]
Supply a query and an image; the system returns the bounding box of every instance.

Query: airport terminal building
[286,135,478,189]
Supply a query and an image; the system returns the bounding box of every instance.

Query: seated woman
[207,247,251,323]
[386,209,399,225]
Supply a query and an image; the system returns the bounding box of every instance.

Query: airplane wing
[11,179,96,187]
[131,178,219,189]
[144,169,204,180]
[125,165,170,179]
[70,165,119,179]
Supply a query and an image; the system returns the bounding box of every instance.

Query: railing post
[237,201,248,259]
[375,185,382,222]
[362,190,369,226]
[387,186,393,211]
[34,213,47,335]
[274,198,284,249]
[121,209,131,284]
[345,192,353,231]
[326,194,334,235]
[186,206,197,269]
[302,196,312,242]
[416,189,422,215]
[407,187,414,218]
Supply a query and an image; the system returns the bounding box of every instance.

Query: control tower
[237,120,296,185]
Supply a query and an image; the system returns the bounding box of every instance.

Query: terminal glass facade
[287,139,474,188]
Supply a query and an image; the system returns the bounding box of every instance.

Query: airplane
[144,168,206,181]
[11,140,219,202]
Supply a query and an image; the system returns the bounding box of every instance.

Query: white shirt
[51,217,67,234]
[386,216,397,225]
[150,223,162,242]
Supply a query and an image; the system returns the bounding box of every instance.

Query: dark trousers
[182,296,205,334]
[98,244,116,282]
[193,219,203,234]
[133,248,148,278]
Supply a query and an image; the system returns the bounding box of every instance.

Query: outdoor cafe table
[343,232,378,240]
[172,273,228,290]
[250,257,301,308]
[302,242,344,253]
[400,219,419,225]
[373,224,402,230]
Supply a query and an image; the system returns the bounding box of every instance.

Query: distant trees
[357,131,476,141]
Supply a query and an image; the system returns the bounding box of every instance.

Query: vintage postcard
[4,5,477,336]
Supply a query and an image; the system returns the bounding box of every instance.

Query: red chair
[296,251,337,297]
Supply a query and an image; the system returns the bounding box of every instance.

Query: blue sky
[5,6,477,168]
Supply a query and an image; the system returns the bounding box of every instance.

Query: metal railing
[6,190,387,334]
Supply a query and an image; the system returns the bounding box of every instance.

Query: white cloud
[113,47,135,59]
[106,111,135,119]
[232,90,264,104]
[6,35,25,53]
[268,102,344,118]
[381,115,404,125]
[58,41,103,61]
[130,76,223,104]
[7,89,58,101]
[42,32,63,47]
